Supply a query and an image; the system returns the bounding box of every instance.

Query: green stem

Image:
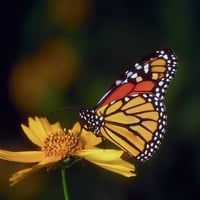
[61,168,70,200]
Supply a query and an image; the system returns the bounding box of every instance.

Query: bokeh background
[0,0,200,199]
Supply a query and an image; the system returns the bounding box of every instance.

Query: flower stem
[61,168,70,200]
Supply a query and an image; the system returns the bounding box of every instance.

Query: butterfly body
[79,49,178,161]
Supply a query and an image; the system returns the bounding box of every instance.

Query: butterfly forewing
[96,49,178,108]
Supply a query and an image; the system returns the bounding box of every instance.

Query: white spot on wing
[115,80,122,86]
[126,71,133,78]
[131,73,138,79]
[144,64,149,73]
[135,63,142,70]
[163,54,168,59]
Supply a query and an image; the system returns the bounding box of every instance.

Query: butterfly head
[79,109,104,137]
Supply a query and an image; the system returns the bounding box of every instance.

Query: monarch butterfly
[79,49,178,161]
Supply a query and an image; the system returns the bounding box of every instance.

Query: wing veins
[102,125,142,154]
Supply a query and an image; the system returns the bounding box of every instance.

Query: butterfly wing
[96,94,166,161]
[96,49,177,108]
[79,49,178,161]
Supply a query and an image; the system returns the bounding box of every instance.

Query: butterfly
[79,49,178,161]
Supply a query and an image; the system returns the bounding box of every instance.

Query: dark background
[0,0,200,199]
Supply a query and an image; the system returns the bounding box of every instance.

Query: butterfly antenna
[49,106,80,115]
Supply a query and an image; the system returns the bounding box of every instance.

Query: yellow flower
[0,117,135,186]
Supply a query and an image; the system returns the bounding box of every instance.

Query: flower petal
[21,117,47,147]
[67,122,102,147]
[28,117,50,142]
[9,166,39,186]
[77,149,136,177]
[79,126,102,147]
[69,122,81,136]
[21,117,63,147]
[0,150,45,163]
[40,117,63,135]
[37,155,61,165]
[21,123,43,147]
[9,156,60,186]
[49,121,63,133]
[9,163,48,186]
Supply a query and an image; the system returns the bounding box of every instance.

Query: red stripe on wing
[100,81,155,107]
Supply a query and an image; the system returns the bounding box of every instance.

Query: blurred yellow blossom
[9,39,79,113]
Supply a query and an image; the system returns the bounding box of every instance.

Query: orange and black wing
[97,94,166,161]
[79,49,178,161]
[96,49,177,108]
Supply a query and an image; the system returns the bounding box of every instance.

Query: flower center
[43,130,82,159]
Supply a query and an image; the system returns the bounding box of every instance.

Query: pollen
[43,130,82,159]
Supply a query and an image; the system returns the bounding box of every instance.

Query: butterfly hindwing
[96,94,166,161]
